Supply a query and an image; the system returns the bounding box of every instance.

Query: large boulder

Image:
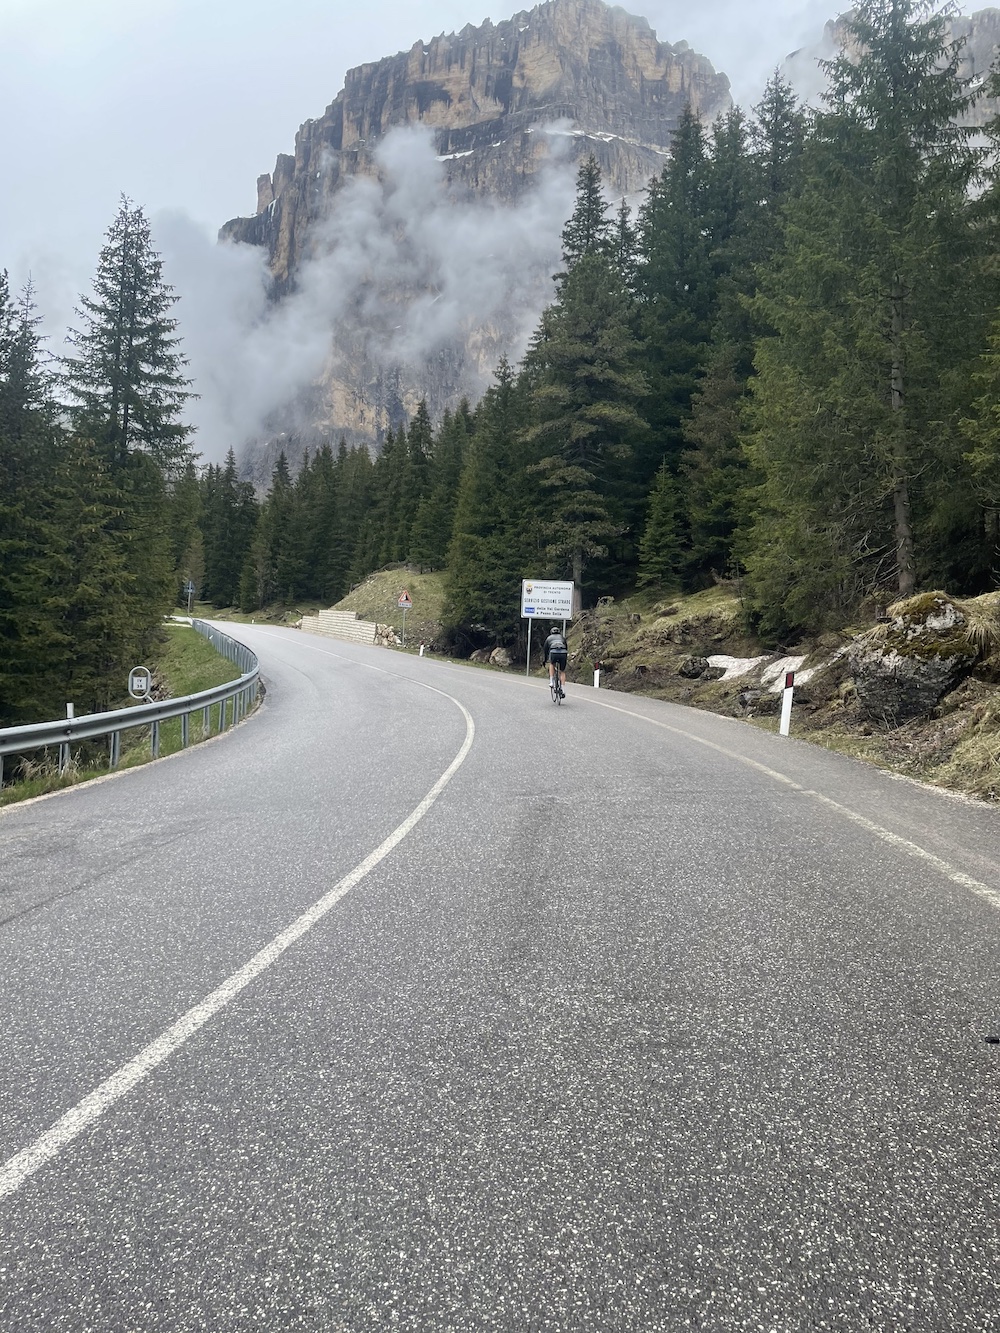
[848,593,977,724]
[489,647,513,668]
[678,655,709,678]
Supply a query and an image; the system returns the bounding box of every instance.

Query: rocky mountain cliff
[219,0,730,471]
[223,0,729,287]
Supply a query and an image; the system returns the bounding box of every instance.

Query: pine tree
[409,403,472,570]
[637,460,682,590]
[524,253,647,589]
[559,156,614,274]
[445,360,538,645]
[64,197,194,474]
[743,0,994,630]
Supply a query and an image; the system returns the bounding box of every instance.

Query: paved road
[1,626,999,1332]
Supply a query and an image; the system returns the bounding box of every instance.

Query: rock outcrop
[848,593,979,725]
[223,0,729,286]
[220,0,730,466]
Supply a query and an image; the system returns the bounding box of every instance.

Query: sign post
[779,671,795,736]
[398,590,412,646]
[520,580,575,675]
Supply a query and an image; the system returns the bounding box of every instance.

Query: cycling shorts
[548,650,568,669]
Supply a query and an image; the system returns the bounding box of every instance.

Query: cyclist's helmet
[550,625,560,634]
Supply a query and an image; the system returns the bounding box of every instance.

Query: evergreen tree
[394,400,433,559]
[681,342,750,582]
[409,403,472,570]
[64,196,194,474]
[634,106,716,551]
[201,449,257,606]
[611,197,639,294]
[677,78,804,589]
[743,0,994,631]
[0,274,73,724]
[524,252,648,588]
[167,460,204,607]
[445,360,538,645]
[559,156,614,273]
[637,459,682,590]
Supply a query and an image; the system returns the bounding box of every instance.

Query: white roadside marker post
[594,660,601,689]
[779,670,795,736]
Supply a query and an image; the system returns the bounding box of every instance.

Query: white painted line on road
[806,791,1000,910]
[577,694,1000,910]
[0,692,475,1202]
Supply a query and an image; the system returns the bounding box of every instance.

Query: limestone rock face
[219,0,729,466]
[223,0,730,286]
[849,594,978,725]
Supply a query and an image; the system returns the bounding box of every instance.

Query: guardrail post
[59,704,74,773]
[1,622,260,792]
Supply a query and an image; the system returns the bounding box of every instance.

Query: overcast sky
[1,0,846,318]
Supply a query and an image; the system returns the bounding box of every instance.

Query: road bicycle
[549,666,564,705]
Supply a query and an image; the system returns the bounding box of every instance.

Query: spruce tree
[524,252,648,589]
[64,197,194,475]
[445,360,537,645]
[637,460,682,590]
[409,403,472,570]
[201,449,257,606]
[0,274,72,724]
[743,0,994,630]
[559,156,614,273]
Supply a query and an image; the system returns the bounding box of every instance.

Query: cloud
[643,0,839,107]
[155,125,577,463]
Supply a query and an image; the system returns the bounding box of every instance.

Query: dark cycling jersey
[543,632,567,664]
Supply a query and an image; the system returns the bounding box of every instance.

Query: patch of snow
[707,655,769,680]
[436,150,476,161]
[761,656,807,690]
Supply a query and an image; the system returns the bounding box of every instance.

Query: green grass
[0,622,253,808]
[335,569,448,648]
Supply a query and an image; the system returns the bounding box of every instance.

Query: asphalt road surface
[1,626,999,1332]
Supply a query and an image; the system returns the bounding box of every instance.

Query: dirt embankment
[567,588,1000,804]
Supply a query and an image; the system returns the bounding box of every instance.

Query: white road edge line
[0,692,475,1202]
[282,635,1000,909]
[575,694,1000,908]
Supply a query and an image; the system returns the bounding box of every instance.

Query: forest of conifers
[5,0,1000,727]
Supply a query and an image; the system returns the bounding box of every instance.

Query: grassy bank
[0,620,249,808]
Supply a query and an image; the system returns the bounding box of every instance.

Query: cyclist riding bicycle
[543,625,568,694]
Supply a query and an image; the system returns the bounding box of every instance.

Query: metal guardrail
[0,619,260,788]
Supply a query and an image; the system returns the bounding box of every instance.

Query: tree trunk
[890,275,915,597]
[572,548,583,588]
